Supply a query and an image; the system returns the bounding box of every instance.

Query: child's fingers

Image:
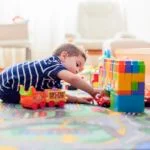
[86,97,94,102]
[77,97,93,104]
[83,97,94,104]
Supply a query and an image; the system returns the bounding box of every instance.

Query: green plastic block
[131,82,138,91]
[19,85,32,96]
[114,72,117,80]
[110,91,115,110]
[139,61,145,73]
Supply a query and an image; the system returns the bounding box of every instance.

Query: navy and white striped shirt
[0,56,67,93]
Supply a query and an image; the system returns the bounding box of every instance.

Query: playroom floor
[0,90,150,150]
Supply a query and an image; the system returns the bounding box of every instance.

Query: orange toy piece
[19,86,67,109]
[45,89,67,108]
[20,86,46,110]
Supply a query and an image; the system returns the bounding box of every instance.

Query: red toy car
[96,96,110,107]
[93,92,110,108]
[145,89,150,107]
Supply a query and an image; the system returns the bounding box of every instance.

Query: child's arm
[66,94,93,104]
[57,70,97,98]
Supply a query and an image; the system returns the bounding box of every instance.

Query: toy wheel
[58,101,65,108]
[102,103,107,107]
[39,101,46,109]
[48,101,55,107]
[145,98,150,107]
[32,103,38,110]
[97,101,102,106]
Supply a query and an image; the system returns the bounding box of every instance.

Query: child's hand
[76,97,94,104]
[66,94,94,104]
[91,89,105,100]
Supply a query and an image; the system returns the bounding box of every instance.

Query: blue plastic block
[132,90,144,95]
[125,64,132,73]
[132,61,139,73]
[113,95,144,113]
[131,82,145,95]
[138,82,145,91]
[104,49,111,58]
[125,61,132,73]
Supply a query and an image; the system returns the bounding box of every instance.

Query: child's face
[61,54,85,74]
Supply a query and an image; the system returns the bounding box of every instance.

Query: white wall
[125,0,150,41]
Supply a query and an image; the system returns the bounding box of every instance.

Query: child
[0,43,102,104]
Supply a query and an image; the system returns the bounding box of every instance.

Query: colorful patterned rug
[0,90,150,150]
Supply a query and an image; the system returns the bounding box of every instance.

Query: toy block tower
[99,58,145,113]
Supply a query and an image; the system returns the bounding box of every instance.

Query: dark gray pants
[0,90,20,104]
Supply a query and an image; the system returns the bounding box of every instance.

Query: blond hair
[53,43,87,61]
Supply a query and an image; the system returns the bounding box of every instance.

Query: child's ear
[60,51,68,61]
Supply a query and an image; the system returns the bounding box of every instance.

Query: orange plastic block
[114,81,131,91]
[116,73,125,83]
[115,91,131,95]
[114,73,131,91]
[124,73,132,82]
[132,73,145,82]
[20,87,46,110]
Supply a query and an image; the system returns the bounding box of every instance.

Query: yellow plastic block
[116,73,125,83]
[132,73,145,82]
[106,62,110,72]
[138,73,145,82]
[124,73,132,82]
[113,72,117,80]
[109,71,113,80]
[114,73,131,91]
[114,80,131,91]
[93,82,99,88]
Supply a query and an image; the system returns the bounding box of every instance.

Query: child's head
[53,43,86,74]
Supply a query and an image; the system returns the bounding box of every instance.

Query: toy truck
[19,86,67,109]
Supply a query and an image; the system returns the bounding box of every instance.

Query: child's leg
[0,90,20,104]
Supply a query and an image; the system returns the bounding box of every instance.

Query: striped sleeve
[47,64,67,80]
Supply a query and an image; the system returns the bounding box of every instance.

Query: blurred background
[0,0,150,67]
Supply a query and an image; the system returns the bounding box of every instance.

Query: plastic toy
[89,90,110,108]
[96,96,110,108]
[45,89,67,107]
[20,86,46,110]
[145,89,150,107]
[19,86,67,109]
[99,58,145,113]
[103,48,112,58]
[92,73,99,88]
[96,90,110,107]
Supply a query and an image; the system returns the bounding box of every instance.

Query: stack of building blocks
[99,58,145,113]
